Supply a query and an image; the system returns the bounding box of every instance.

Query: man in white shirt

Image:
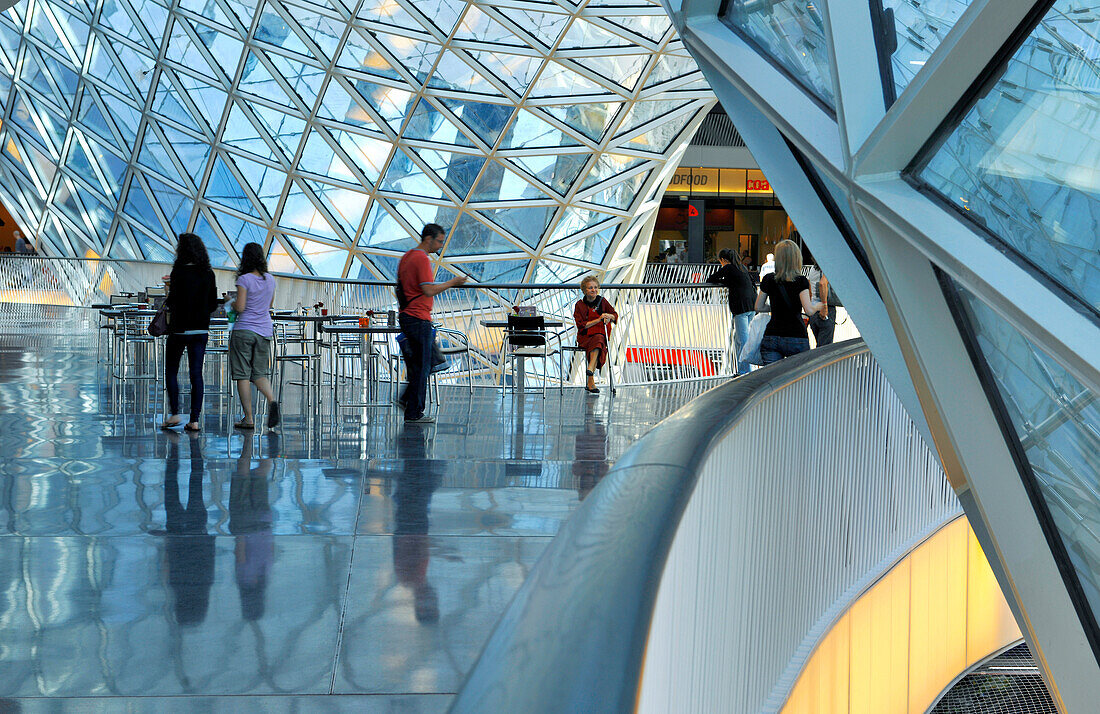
[759,253,775,278]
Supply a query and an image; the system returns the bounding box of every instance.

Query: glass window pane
[723,0,835,108]
[879,0,972,97]
[954,281,1100,627]
[916,1,1100,313]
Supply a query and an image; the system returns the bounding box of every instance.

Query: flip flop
[234,420,255,430]
[160,416,183,430]
[184,422,201,432]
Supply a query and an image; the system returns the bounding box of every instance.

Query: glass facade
[722,0,835,109]
[0,0,710,279]
[879,0,972,97]
[916,1,1100,313]
[954,281,1100,627]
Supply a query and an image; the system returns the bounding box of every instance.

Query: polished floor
[0,305,716,711]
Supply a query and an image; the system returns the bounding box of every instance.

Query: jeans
[165,333,209,422]
[731,310,753,375]
[759,335,810,366]
[809,311,836,346]
[399,314,433,420]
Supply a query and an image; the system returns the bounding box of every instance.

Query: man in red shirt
[397,223,467,423]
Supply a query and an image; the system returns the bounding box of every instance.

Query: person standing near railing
[706,248,756,376]
[753,239,823,365]
[229,242,280,431]
[161,232,218,432]
[574,275,618,394]
[397,223,467,424]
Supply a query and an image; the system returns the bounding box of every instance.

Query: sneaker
[267,401,281,429]
[404,415,435,424]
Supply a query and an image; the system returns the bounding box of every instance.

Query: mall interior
[0,0,1095,711]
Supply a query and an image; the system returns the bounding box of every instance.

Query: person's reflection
[573,398,610,501]
[393,424,443,624]
[229,436,274,621]
[157,432,214,626]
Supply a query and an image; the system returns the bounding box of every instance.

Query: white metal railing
[449,341,959,713]
[1,256,737,387]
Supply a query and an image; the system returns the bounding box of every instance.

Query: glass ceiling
[0,0,711,280]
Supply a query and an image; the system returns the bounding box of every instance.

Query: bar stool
[114,309,159,381]
[274,319,321,414]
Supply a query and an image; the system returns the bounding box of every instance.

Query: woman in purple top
[228,242,279,430]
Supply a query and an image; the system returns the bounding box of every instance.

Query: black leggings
[165,333,209,422]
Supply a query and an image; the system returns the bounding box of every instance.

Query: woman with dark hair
[162,233,219,431]
[229,242,279,430]
[707,248,756,376]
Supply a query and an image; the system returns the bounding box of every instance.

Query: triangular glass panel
[466,49,542,95]
[137,127,180,180]
[616,111,694,152]
[284,6,343,60]
[222,103,280,162]
[455,6,527,46]
[19,52,61,106]
[580,153,646,190]
[575,53,648,93]
[469,160,553,202]
[29,4,67,56]
[107,225,140,260]
[267,235,301,273]
[428,49,498,94]
[358,0,420,30]
[64,135,95,179]
[253,5,310,55]
[238,51,297,107]
[618,99,694,135]
[532,259,585,284]
[362,254,402,280]
[495,7,569,48]
[547,207,616,243]
[561,18,633,49]
[36,52,80,109]
[179,0,235,30]
[365,28,441,85]
[544,102,621,141]
[165,17,220,80]
[98,92,142,149]
[204,155,263,218]
[267,52,325,108]
[438,97,514,147]
[643,52,698,88]
[499,109,582,149]
[410,147,485,200]
[380,149,446,200]
[54,180,90,232]
[330,128,391,184]
[130,0,171,45]
[386,199,452,235]
[145,174,195,234]
[584,170,648,210]
[447,258,527,283]
[477,206,554,249]
[83,134,128,198]
[174,73,228,132]
[279,183,341,241]
[530,61,610,98]
[191,209,231,268]
[445,213,524,256]
[298,129,356,183]
[317,78,378,130]
[127,222,175,261]
[307,179,368,238]
[152,71,205,133]
[123,178,167,236]
[284,235,348,277]
[404,98,470,146]
[252,105,307,160]
[10,95,51,157]
[53,4,92,56]
[0,21,22,69]
[112,41,157,96]
[232,154,286,214]
[350,254,387,280]
[508,154,587,194]
[337,28,402,81]
[35,103,67,155]
[551,224,615,263]
[74,186,119,239]
[161,125,212,182]
[349,79,414,133]
[209,206,267,254]
[605,14,669,43]
[413,0,462,36]
[359,201,418,251]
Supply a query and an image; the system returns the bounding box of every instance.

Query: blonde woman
[753,239,822,365]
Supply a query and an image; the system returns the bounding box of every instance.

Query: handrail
[449,340,956,713]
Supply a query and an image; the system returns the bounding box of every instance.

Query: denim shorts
[229,328,272,380]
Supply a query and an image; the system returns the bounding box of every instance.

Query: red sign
[747,179,771,192]
[687,205,700,217]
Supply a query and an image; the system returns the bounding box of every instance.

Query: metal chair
[113,308,159,381]
[501,315,558,398]
[433,326,474,396]
[274,318,321,415]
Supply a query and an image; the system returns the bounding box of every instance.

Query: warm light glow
[781,517,1022,714]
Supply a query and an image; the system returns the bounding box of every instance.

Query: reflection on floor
[0,305,716,711]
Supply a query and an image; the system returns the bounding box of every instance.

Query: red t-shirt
[398,248,434,320]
